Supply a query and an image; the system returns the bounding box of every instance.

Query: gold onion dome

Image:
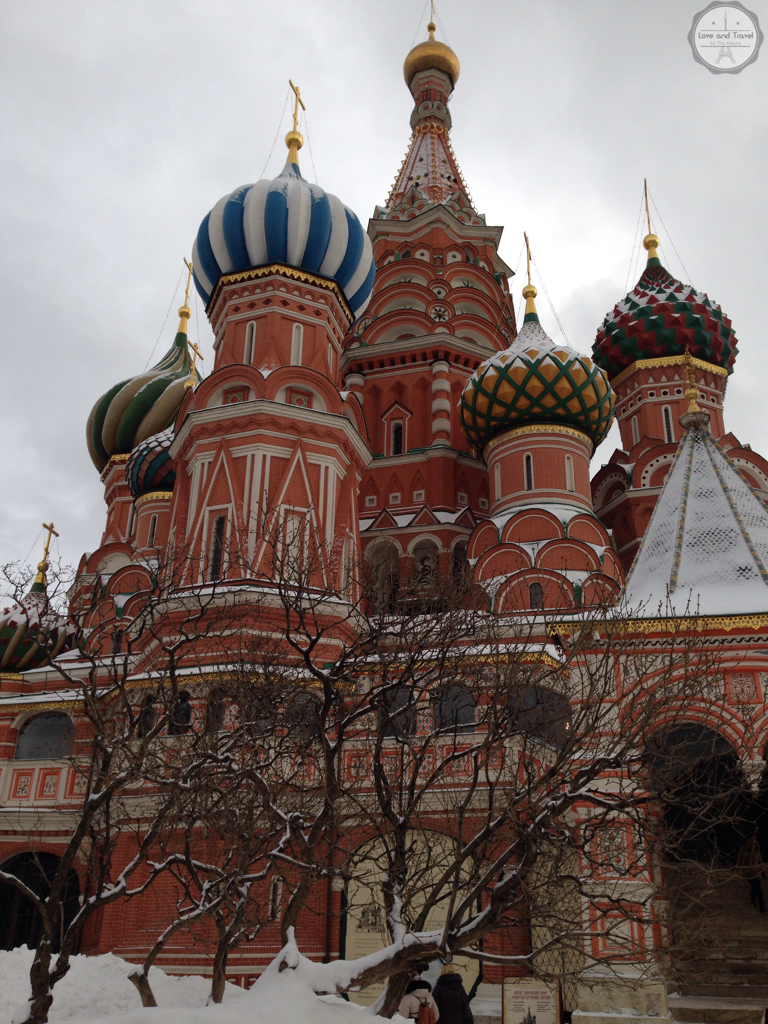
[403,21,460,86]
[460,294,615,452]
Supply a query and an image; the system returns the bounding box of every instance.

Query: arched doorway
[341,832,480,1006]
[646,724,748,864]
[0,852,80,951]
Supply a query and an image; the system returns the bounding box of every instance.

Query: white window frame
[244,321,256,364]
[290,323,304,366]
[564,454,575,493]
[663,405,674,444]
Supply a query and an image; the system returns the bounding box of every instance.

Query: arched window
[529,581,544,610]
[0,852,79,952]
[290,323,303,366]
[327,342,333,371]
[564,454,575,493]
[524,453,534,492]
[205,690,226,733]
[367,541,400,612]
[391,421,404,456]
[663,406,674,444]
[210,515,226,582]
[434,682,475,733]
[631,415,640,446]
[379,685,416,737]
[244,321,256,364]
[16,713,73,760]
[412,540,438,583]
[169,690,193,735]
[507,685,572,747]
[126,504,136,539]
[494,463,501,502]
[147,514,158,547]
[285,691,320,745]
[452,541,468,579]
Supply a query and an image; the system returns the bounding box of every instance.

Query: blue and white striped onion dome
[126,426,176,499]
[192,161,375,319]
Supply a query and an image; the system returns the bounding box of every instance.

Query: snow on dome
[593,258,738,379]
[0,589,72,671]
[459,318,615,452]
[86,329,198,473]
[126,426,176,499]
[623,423,768,618]
[192,162,375,320]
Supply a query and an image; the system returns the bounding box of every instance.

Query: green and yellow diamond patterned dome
[460,284,614,451]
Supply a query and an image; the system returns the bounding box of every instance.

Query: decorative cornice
[135,491,173,508]
[208,263,353,322]
[484,423,593,455]
[1,673,24,682]
[100,453,131,479]
[611,354,728,390]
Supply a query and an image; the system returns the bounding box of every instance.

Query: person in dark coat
[432,965,472,1024]
[737,829,766,912]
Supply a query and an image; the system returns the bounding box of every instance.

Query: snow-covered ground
[0,946,402,1024]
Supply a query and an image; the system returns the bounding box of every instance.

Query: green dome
[86,325,200,473]
[460,319,615,451]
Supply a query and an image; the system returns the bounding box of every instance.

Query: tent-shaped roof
[623,422,768,617]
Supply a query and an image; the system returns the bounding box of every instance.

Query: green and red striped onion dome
[126,427,176,499]
[460,318,615,451]
[0,579,72,671]
[593,258,738,379]
[86,328,200,473]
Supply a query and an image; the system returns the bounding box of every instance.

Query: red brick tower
[343,22,517,581]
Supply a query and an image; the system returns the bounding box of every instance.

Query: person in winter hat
[399,979,440,1021]
[432,964,473,1024]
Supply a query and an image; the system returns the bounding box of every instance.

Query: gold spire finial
[33,522,59,587]
[184,338,205,391]
[285,80,305,166]
[683,348,701,413]
[178,257,193,335]
[428,0,436,36]
[642,179,660,261]
[522,231,538,319]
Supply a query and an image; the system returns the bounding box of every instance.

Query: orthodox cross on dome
[642,178,660,262]
[184,338,204,391]
[683,348,702,414]
[33,522,59,589]
[285,79,306,166]
[178,257,193,336]
[522,232,539,323]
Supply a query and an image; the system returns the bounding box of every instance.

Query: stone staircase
[665,863,768,1023]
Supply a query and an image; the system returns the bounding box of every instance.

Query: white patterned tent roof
[623,424,768,617]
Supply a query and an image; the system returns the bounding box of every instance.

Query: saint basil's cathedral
[4,21,768,1024]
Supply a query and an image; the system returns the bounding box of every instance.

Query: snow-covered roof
[623,421,768,617]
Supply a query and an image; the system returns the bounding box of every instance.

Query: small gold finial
[184,338,205,391]
[427,21,436,39]
[178,257,193,335]
[33,522,59,588]
[683,348,701,413]
[522,232,538,320]
[285,79,306,166]
[642,179,660,261]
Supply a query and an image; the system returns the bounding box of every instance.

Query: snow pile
[0,947,245,1024]
[0,944,408,1024]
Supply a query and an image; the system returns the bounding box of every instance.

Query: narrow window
[210,515,226,582]
[525,453,534,492]
[663,406,674,444]
[290,323,303,366]
[391,420,404,456]
[327,342,333,371]
[147,514,158,547]
[126,503,136,539]
[631,415,640,446]
[244,321,256,364]
[269,878,282,921]
[284,513,303,579]
[565,454,575,493]
[494,463,501,502]
[529,582,544,610]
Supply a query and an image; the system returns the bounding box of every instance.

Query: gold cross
[41,522,59,564]
[184,339,205,390]
[524,231,532,288]
[183,257,193,306]
[644,178,652,235]
[289,79,305,133]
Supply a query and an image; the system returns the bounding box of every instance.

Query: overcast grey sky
[1,0,766,572]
